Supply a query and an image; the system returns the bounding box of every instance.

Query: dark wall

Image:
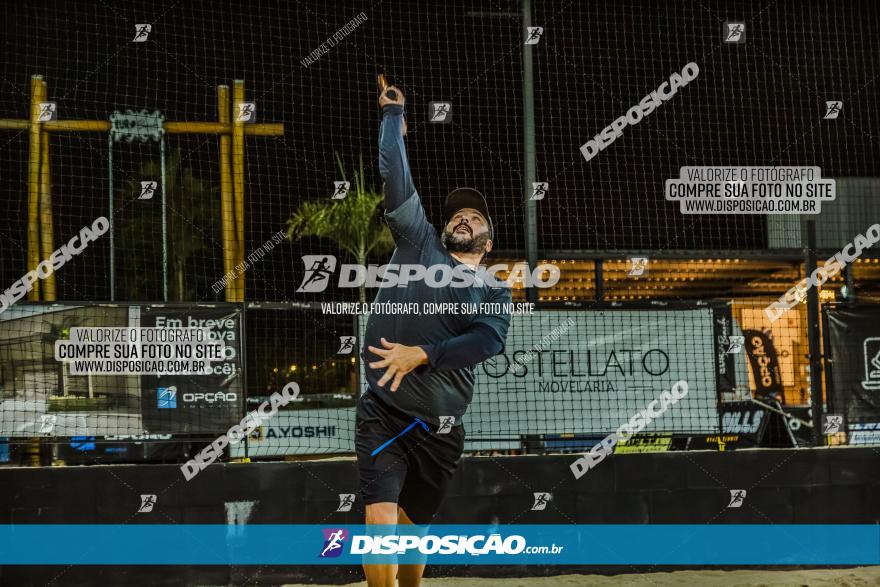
[0,447,878,586]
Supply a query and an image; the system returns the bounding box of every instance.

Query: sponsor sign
[140,307,243,434]
[466,310,719,445]
[230,408,354,457]
[826,307,880,424]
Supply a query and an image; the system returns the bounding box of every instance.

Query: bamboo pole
[218,85,237,302]
[27,76,44,301]
[232,80,246,301]
[38,79,55,300]
[1,119,282,135]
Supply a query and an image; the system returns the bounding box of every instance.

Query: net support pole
[217,85,237,302]
[27,75,44,301]
[160,135,168,301]
[232,80,246,302]
[804,220,823,446]
[521,0,538,305]
[38,78,55,301]
[108,134,115,301]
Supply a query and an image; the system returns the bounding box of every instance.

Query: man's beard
[441,224,491,255]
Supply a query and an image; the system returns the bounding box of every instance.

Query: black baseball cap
[444,187,493,239]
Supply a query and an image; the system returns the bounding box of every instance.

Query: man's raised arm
[378,86,434,245]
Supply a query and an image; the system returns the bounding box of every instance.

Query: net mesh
[1,0,879,462]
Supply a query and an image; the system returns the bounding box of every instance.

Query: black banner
[713,306,737,395]
[742,329,784,397]
[140,306,243,434]
[826,306,880,424]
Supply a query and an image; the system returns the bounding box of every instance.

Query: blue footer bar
[0,525,877,565]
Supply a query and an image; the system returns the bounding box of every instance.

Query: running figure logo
[237,102,256,123]
[727,489,746,508]
[139,181,157,200]
[822,414,843,435]
[39,414,56,434]
[37,102,57,122]
[725,335,745,354]
[138,494,157,513]
[531,182,548,201]
[297,255,338,293]
[319,528,348,558]
[627,257,649,277]
[525,27,544,45]
[337,336,356,355]
[531,492,552,511]
[429,102,452,123]
[331,181,350,200]
[133,24,152,42]
[723,22,745,43]
[336,494,355,512]
[437,416,455,434]
[824,101,842,120]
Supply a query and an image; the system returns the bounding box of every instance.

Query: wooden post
[232,80,246,301]
[38,78,56,300]
[27,75,44,300]
[218,85,237,302]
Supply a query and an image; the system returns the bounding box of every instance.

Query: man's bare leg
[396,507,426,587]
[364,502,398,587]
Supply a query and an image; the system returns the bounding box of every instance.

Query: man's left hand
[368,337,428,391]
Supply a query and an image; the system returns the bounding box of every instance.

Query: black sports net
[1,0,879,463]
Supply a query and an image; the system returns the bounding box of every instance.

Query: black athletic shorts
[355,388,465,524]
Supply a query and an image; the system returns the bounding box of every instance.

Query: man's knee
[366,502,398,525]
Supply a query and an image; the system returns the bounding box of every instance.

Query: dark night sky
[2,0,879,303]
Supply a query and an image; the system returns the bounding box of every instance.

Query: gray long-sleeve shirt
[361,104,511,426]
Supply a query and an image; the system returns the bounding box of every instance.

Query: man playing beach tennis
[356,83,512,587]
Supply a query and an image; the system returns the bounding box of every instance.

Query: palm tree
[286,153,394,302]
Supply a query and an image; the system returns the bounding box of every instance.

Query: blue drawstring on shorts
[371,418,430,457]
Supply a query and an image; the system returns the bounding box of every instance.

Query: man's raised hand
[379,84,405,108]
[367,337,428,392]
